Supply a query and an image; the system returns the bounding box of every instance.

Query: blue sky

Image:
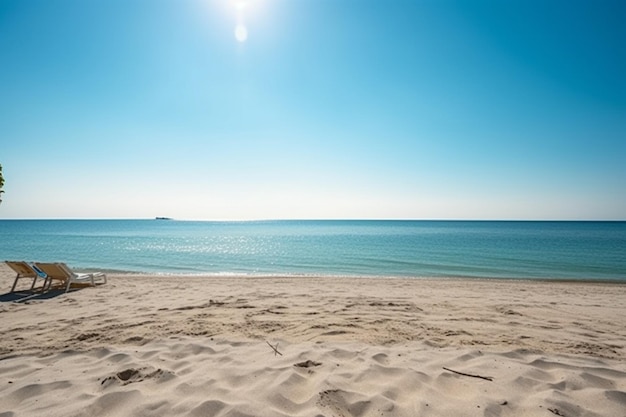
[0,0,624,220]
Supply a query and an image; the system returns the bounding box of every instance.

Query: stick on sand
[266,341,283,356]
[442,367,493,381]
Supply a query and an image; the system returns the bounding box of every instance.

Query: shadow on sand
[0,289,72,303]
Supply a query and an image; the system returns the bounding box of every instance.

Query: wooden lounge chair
[5,261,51,293]
[34,262,107,293]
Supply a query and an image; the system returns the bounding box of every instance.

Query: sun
[234,0,247,11]
[234,24,248,42]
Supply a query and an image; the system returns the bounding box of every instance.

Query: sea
[0,220,625,281]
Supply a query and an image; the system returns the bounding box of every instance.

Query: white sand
[1,266,625,417]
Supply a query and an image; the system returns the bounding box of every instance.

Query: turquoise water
[0,220,624,280]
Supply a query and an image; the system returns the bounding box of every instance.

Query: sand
[1,265,625,417]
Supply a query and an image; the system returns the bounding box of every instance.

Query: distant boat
[155,217,173,220]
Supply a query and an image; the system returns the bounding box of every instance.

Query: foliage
[0,164,4,203]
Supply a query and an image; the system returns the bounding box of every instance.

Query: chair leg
[10,274,20,293]
[96,273,107,285]
[40,277,51,293]
[30,277,38,291]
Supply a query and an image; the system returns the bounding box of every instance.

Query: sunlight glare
[235,24,248,42]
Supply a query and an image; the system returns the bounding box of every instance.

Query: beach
[1,266,625,416]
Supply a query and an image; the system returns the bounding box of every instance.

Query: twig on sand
[266,341,283,356]
[442,367,493,381]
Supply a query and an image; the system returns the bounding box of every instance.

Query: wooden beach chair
[34,262,107,293]
[5,261,50,293]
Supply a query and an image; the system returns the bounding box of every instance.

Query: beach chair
[34,262,107,293]
[5,261,51,293]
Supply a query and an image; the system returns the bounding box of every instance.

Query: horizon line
[1,217,625,222]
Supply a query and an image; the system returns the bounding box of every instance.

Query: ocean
[0,220,624,281]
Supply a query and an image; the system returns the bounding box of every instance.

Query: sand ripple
[1,339,625,417]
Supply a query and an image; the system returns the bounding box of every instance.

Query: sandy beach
[1,265,625,417]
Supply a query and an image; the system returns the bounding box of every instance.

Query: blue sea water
[0,220,625,281]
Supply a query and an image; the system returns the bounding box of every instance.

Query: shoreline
[2,266,625,416]
[78,270,626,284]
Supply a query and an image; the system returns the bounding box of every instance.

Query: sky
[0,0,624,220]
